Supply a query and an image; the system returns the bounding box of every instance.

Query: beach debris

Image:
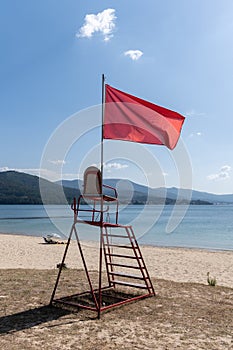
[43,234,66,244]
[56,262,67,269]
[207,272,217,286]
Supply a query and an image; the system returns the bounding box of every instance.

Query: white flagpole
[98,73,105,319]
[101,73,105,199]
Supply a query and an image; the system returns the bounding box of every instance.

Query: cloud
[104,162,128,172]
[0,167,46,177]
[188,132,203,138]
[124,50,143,61]
[77,8,116,41]
[207,165,231,181]
[0,167,10,172]
[186,110,206,117]
[221,165,231,172]
[49,160,66,165]
[0,166,80,182]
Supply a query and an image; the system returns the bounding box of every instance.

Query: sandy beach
[0,233,233,288]
[1,233,233,350]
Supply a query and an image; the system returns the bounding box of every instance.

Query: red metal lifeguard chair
[50,165,155,318]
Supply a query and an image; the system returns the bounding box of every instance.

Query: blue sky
[1,0,233,194]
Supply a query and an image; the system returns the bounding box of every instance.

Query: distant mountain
[105,180,233,204]
[0,171,80,204]
[57,179,83,190]
[57,178,169,204]
[165,187,233,204]
[56,178,225,205]
[0,171,230,205]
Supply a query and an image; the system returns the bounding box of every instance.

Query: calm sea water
[0,204,233,251]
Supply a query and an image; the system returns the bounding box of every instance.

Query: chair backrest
[83,166,102,196]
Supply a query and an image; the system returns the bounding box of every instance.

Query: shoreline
[1,231,233,253]
[0,233,233,289]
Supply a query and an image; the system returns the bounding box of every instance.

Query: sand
[0,233,233,349]
[0,233,233,288]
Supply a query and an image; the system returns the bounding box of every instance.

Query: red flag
[104,84,185,150]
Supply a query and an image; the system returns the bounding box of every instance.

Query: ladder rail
[103,226,114,285]
[103,225,155,296]
[128,226,155,295]
[125,226,152,292]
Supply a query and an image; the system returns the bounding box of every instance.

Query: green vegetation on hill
[0,171,80,204]
[0,171,214,205]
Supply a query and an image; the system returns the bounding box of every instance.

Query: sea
[0,204,233,251]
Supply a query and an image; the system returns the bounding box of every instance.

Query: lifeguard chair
[50,167,155,318]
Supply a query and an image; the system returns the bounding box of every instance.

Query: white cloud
[0,167,10,172]
[62,173,79,180]
[0,167,44,177]
[104,162,129,171]
[49,160,66,165]
[221,165,231,173]
[0,166,80,182]
[188,132,203,138]
[77,8,116,41]
[207,165,231,181]
[186,110,206,117]
[124,50,143,61]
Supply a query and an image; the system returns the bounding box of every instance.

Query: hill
[0,171,230,205]
[164,187,233,204]
[0,171,80,204]
[57,178,215,205]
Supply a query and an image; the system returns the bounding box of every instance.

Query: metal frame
[50,202,155,319]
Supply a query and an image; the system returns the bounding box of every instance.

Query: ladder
[50,222,155,318]
[102,224,155,296]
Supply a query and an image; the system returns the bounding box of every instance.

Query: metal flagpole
[97,73,105,318]
[100,73,105,204]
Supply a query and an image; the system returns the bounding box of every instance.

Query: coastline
[1,233,232,288]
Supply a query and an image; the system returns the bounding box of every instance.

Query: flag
[103,84,185,150]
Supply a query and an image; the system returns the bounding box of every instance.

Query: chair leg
[92,200,97,222]
[76,196,82,219]
[116,201,119,224]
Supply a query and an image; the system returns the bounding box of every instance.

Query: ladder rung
[108,271,145,280]
[112,280,148,289]
[104,244,136,249]
[103,234,132,239]
[105,253,141,259]
[107,262,145,270]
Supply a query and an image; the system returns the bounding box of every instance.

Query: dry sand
[0,233,233,288]
[0,233,233,350]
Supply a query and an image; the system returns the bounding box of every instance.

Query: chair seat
[82,194,117,202]
[74,166,119,224]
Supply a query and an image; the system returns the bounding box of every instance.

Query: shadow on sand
[0,305,72,334]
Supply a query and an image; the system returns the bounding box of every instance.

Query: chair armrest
[103,184,118,198]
